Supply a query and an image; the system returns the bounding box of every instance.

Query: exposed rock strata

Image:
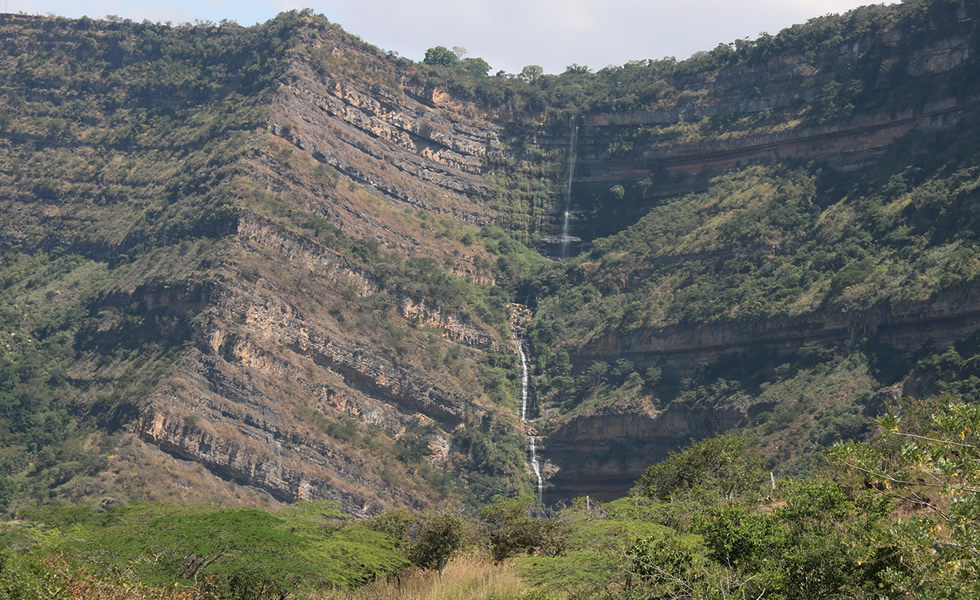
[129,201,503,512]
[270,59,502,229]
[578,282,980,375]
[137,16,980,509]
[542,401,747,502]
[8,10,978,511]
[537,283,980,500]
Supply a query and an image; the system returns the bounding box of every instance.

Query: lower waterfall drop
[528,435,543,504]
[516,336,544,504]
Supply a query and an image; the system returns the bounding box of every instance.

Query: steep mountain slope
[0,0,979,512]
[0,12,531,513]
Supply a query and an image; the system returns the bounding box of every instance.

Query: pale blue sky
[14,1,899,74]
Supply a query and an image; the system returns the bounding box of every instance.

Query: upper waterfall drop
[561,119,579,261]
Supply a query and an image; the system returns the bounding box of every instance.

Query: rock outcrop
[3,5,979,512]
[87,6,980,508]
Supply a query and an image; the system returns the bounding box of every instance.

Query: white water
[528,436,543,504]
[515,336,544,503]
[517,336,530,421]
[560,121,578,261]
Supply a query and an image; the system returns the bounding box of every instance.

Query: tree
[480,496,567,562]
[583,360,609,389]
[564,64,592,74]
[635,434,766,502]
[832,400,980,599]
[423,46,458,67]
[519,65,544,84]
[460,57,491,77]
[408,512,465,575]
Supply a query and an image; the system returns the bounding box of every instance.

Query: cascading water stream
[528,436,542,504]
[560,120,578,261]
[516,336,543,503]
[518,335,530,422]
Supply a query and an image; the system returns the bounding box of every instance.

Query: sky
[13,1,900,74]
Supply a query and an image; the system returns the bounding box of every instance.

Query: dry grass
[314,555,529,600]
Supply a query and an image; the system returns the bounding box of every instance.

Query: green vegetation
[1,500,407,598]
[2,402,978,599]
[415,0,980,121]
[635,434,764,502]
[0,495,567,599]
[423,46,459,68]
[1,1,980,598]
[0,247,200,512]
[514,404,980,599]
[294,211,511,333]
[833,400,980,598]
[522,116,980,468]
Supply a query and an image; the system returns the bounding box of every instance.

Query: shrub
[480,496,568,562]
[635,434,766,502]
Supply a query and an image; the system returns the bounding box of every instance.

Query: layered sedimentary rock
[3,4,979,511]
[84,7,980,508]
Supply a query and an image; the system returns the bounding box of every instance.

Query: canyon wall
[542,282,980,501]
[533,8,979,246]
[149,7,979,507]
[3,6,979,511]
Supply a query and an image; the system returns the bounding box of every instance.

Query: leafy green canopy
[16,501,406,597]
[635,435,766,502]
[415,0,980,119]
[423,46,458,67]
[833,401,980,598]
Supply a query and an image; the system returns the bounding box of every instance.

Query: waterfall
[515,336,544,503]
[518,335,530,421]
[528,436,543,504]
[561,120,578,261]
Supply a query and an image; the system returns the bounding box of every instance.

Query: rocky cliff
[522,0,980,501]
[122,31,526,510]
[537,2,980,246]
[2,1,979,513]
[0,12,528,513]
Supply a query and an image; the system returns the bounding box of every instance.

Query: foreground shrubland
[1,399,978,599]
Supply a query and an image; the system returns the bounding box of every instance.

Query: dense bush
[480,496,568,562]
[635,435,766,502]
